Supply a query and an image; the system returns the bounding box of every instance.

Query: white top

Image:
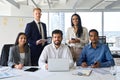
[38,43,74,69]
[20,53,25,64]
[66,27,89,48]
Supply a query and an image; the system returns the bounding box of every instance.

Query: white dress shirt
[38,43,74,69]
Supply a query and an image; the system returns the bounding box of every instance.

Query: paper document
[72,69,92,76]
[0,72,19,79]
[0,67,20,79]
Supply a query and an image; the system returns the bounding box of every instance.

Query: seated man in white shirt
[38,29,74,70]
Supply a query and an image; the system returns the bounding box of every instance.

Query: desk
[0,66,117,80]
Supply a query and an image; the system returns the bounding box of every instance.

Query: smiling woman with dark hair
[66,13,89,62]
[8,32,31,69]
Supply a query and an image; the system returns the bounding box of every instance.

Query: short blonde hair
[33,7,41,12]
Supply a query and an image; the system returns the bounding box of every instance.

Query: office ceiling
[0,0,120,12]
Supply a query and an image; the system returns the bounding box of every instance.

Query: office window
[41,12,49,36]
[65,12,102,36]
[41,12,120,47]
[41,12,102,43]
[104,12,120,47]
[77,12,102,34]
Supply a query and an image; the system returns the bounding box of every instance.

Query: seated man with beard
[38,29,74,70]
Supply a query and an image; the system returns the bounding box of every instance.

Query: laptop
[48,58,69,72]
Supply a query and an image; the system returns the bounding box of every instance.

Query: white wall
[11,5,34,17]
[0,4,34,16]
[0,5,11,16]
[0,16,33,55]
[0,5,34,55]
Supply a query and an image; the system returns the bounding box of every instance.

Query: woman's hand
[69,38,80,43]
[45,64,48,70]
[15,64,23,69]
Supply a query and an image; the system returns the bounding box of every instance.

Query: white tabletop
[0,66,118,80]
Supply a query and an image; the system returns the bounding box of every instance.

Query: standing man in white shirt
[38,29,74,70]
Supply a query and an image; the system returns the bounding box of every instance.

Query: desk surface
[0,66,118,80]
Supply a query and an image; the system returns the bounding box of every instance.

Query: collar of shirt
[51,43,64,50]
[34,19,41,25]
[88,42,102,49]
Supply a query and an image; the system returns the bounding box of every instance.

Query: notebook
[72,69,92,76]
[78,70,92,76]
[48,58,69,72]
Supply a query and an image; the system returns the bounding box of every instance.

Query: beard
[92,41,98,44]
[54,40,61,46]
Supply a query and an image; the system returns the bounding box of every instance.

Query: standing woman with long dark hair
[8,32,31,69]
[66,13,89,62]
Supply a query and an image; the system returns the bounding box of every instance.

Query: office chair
[99,36,106,44]
[0,44,14,66]
[47,37,52,44]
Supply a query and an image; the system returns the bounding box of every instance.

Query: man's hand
[91,62,100,68]
[81,62,88,68]
[36,40,41,45]
[36,39,47,45]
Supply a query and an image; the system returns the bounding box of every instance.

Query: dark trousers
[30,45,44,66]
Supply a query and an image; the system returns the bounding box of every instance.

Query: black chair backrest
[0,44,14,66]
[99,36,106,44]
[112,54,120,58]
[47,37,52,44]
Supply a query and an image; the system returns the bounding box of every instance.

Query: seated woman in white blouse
[8,32,31,69]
